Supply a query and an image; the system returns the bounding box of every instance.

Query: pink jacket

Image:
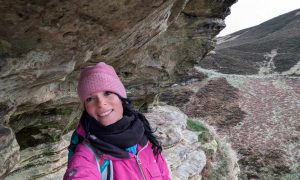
[64,141,171,180]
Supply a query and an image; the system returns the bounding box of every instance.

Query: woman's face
[84,91,124,126]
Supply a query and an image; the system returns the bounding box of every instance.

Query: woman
[64,62,171,180]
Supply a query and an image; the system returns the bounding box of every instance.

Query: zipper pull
[135,155,146,180]
[136,155,141,164]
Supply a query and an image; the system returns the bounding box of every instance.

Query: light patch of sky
[218,0,300,37]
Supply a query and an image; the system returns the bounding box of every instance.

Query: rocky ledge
[0,0,237,179]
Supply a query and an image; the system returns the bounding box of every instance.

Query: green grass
[187,118,207,132]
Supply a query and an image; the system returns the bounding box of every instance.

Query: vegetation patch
[12,34,40,57]
[0,39,11,58]
[187,118,207,132]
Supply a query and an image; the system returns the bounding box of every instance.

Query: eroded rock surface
[5,133,71,180]
[146,105,207,179]
[0,0,237,179]
[0,125,20,178]
[145,105,239,180]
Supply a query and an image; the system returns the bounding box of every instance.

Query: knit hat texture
[77,62,127,103]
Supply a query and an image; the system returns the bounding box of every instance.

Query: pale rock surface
[0,0,237,178]
[146,105,207,180]
[0,125,20,178]
[5,132,71,180]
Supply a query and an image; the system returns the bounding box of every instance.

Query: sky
[218,0,300,36]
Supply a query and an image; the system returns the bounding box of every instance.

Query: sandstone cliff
[0,0,237,179]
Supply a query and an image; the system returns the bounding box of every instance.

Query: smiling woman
[64,62,171,180]
[84,91,124,126]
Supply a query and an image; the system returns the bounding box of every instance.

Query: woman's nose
[96,97,107,107]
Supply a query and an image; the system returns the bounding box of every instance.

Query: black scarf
[81,111,147,158]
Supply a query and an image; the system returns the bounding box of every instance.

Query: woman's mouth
[98,109,113,117]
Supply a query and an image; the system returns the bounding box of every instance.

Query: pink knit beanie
[77,62,127,103]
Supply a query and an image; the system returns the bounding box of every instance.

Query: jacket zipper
[134,142,148,180]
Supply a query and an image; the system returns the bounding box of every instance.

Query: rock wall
[0,0,237,179]
[146,105,239,180]
[0,125,19,178]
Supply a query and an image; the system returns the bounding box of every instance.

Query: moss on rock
[0,39,11,58]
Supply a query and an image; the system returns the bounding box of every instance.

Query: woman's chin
[96,118,116,126]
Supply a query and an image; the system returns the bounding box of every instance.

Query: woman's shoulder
[64,143,100,179]
[71,142,97,161]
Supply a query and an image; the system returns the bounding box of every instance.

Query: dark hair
[118,95,162,156]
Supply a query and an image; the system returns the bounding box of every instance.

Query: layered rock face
[146,105,239,180]
[0,125,19,178]
[0,0,237,179]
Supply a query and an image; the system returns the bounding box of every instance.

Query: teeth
[99,110,112,117]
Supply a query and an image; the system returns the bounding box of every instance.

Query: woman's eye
[104,91,112,96]
[86,97,95,103]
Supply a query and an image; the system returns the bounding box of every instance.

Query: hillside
[200,9,300,76]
